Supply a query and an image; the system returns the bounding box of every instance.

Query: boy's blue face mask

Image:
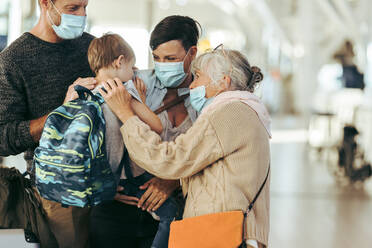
[47,1,86,40]
[154,50,191,88]
[190,85,214,112]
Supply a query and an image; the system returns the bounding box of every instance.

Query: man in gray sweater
[0,0,96,247]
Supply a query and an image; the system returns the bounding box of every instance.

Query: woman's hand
[99,77,135,123]
[133,77,147,103]
[114,186,140,206]
[138,178,180,212]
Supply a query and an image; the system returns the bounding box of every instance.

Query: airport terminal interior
[1,0,372,247]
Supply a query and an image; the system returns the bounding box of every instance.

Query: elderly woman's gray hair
[191,49,263,92]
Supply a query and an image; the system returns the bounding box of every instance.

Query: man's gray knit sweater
[0,32,94,171]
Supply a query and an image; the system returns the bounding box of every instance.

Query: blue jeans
[119,174,179,248]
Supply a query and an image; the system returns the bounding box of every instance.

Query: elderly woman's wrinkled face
[190,70,230,98]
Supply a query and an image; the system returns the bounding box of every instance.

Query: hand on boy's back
[64,77,97,103]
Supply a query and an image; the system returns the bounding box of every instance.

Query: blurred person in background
[0,0,96,247]
[334,40,365,90]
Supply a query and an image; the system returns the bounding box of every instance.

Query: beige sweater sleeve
[120,115,224,179]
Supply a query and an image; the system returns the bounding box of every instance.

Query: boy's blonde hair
[88,33,135,75]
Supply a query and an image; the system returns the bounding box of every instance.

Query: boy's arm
[131,76,163,134]
[134,70,158,108]
[133,77,147,104]
[131,100,163,134]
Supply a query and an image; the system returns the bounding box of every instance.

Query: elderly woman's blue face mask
[190,85,214,112]
[189,70,229,112]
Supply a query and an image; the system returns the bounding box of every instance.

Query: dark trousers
[119,177,179,248]
[135,191,178,248]
[90,200,159,248]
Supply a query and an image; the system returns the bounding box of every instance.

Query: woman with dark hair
[90,15,201,248]
[101,48,271,248]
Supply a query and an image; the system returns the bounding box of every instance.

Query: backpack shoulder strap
[74,85,105,105]
[94,92,105,105]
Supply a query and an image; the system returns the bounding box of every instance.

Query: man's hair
[88,33,135,75]
[150,15,201,51]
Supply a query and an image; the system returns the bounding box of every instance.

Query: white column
[7,0,22,44]
[292,0,319,115]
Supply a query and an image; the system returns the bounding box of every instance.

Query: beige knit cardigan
[120,101,271,246]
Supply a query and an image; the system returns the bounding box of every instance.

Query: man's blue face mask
[154,49,191,88]
[47,0,86,40]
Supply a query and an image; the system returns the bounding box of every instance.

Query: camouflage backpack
[33,85,120,207]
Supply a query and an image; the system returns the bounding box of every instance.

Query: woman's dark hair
[150,15,201,51]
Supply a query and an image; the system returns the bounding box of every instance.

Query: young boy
[87,33,179,248]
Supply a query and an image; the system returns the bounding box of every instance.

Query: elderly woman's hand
[99,77,135,123]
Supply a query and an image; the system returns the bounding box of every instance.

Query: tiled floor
[1,115,372,247]
[269,116,372,248]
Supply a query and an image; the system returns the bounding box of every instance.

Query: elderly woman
[100,48,271,248]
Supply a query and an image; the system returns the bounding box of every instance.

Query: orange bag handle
[245,165,270,214]
[242,164,270,244]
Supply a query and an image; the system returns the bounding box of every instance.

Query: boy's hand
[133,77,147,103]
[64,77,97,103]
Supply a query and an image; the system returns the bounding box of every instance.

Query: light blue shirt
[136,69,198,123]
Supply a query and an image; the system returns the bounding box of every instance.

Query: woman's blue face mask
[154,50,190,88]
